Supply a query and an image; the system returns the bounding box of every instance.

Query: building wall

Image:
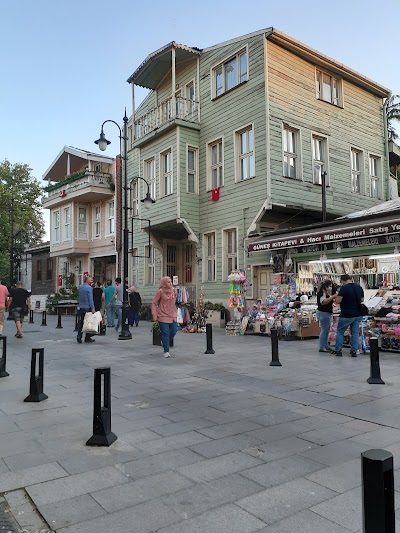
[31,250,55,296]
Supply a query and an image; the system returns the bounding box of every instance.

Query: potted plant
[151,321,162,346]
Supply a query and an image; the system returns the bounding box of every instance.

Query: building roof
[339,198,400,220]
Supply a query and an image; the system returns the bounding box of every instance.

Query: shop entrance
[255,266,273,300]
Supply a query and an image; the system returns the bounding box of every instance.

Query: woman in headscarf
[151,276,177,358]
[128,286,142,327]
[316,279,337,353]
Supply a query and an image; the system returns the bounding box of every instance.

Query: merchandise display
[225,271,247,335]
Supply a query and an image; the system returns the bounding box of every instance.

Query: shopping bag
[82,311,102,334]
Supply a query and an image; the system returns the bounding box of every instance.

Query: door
[257,268,272,300]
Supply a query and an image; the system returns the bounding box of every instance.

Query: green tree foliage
[0,160,45,285]
[387,94,400,142]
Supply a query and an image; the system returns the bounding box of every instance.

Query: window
[166,245,177,279]
[131,250,138,287]
[36,259,42,282]
[208,138,223,190]
[316,69,341,106]
[144,244,155,285]
[213,48,248,97]
[351,148,363,194]
[78,208,87,240]
[161,149,173,196]
[187,147,198,193]
[236,126,254,181]
[108,201,115,234]
[204,232,216,282]
[283,125,301,179]
[184,244,193,283]
[223,229,238,279]
[369,155,381,198]
[52,211,60,243]
[312,135,328,185]
[46,258,53,281]
[186,81,195,115]
[63,261,70,288]
[93,206,101,238]
[131,180,139,217]
[63,207,71,240]
[76,258,83,286]
[144,158,156,200]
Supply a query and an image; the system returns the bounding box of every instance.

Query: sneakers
[332,350,343,357]
[163,352,171,358]
[350,350,357,357]
[319,348,331,353]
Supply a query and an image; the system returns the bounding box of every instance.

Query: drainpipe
[383,97,391,200]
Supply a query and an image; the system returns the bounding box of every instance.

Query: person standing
[93,281,104,313]
[316,279,336,353]
[8,281,30,339]
[77,274,95,343]
[113,277,123,332]
[103,280,115,327]
[332,274,364,357]
[151,276,177,358]
[128,286,142,327]
[0,279,9,337]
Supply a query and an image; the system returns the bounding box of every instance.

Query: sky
[1,0,399,237]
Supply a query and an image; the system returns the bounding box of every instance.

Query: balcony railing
[43,171,113,202]
[134,96,200,141]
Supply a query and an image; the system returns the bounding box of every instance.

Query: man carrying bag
[76,274,96,344]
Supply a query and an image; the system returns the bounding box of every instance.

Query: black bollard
[24,348,48,402]
[74,313,79,332]
[41,310,47,326]
[0,336,9,378]
[204,323,215,354]
[86,367,117,447]
[270,328,282,366]
[29,310,34,324]
[362,449,395,532]
[56,313,63,329]
[367,337,385,385]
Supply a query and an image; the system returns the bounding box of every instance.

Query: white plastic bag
[82,311,102,334]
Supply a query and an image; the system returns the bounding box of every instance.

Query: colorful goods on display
[226,271,247,335]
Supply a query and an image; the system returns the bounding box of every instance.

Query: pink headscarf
[159,276,174,295]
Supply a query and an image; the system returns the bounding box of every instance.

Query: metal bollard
[74,313,79,332]
[24,348,48,402]
[362,449,395,532]
[0,336,9,378]
[270,328,282,366]
[204,323,215,354]
[56,314,63,329]
[367,337,385,385]
[41,310,47,326]
[86,367,117,446]
[29,310,34,323]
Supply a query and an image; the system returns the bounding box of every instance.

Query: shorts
[0,307,4,326]
[11,307,23,321]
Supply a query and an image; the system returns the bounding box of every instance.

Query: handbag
[82,311,102,334]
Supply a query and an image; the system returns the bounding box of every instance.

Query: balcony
[42,171,114,208]
[134,96,200,142]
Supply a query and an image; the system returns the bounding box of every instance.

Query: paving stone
[306,459,361,493]
[2,451,57,472]
[0,462,68,492]
[0,430,41,458]
[11,500,51,532]
[198,420,265,439]
[189,434,263,459]
[176,452,263,482]
[118,427,162,445]
[244,436,318,462]
[38,494,106,530]
[246,420,311,443]
[311,486,363,531]
[0,458,9,473]
[134,430,211,455]
[236,478,337,525]
[4,489,30,508]
[300,425,365,445]
[254,509,353,532]
[151,418,216,437]
[349,427,400,447]
[299,439,369,466]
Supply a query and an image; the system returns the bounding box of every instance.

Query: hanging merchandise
[226,270,247,335]
[175,285,191,326]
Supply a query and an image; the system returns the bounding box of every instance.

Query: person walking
[103,280,115,327]
[332,274,364,357]
[151,276,177,358]
[316,279,336,353]
[8,281,30,338]
[93,281,104,313]
[0,279,9,337]
[128,286,142,327]
[76,274,95,344]
[113,277,123,333]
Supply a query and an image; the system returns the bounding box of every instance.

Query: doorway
[254,266,273,300]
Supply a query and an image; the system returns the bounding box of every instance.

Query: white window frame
[62,260,70,289]
[311,132,329,186]
[369,154,381,199]
[131,249,138,287]
[144,157,156,200]
[350,146,365,194]
[187,145,199,194]
[315,68,343,107]
[160,148,173,196]
[222,227,238,281]
[131,179,139,217]
[63,206,71,241]
[93,205,101,239]
[144,244,155,285]
[235,124,255,182]
[185,79,195,115]
[107,201,115,235]
[207,137,224,191]
[211,45,248,99]
[52,210,60,244]
[203,232,216,282]
[282,123,302,180]
[77,207,88,240]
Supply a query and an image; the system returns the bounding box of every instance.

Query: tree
[0,160,45,286]
[387,94,400,142]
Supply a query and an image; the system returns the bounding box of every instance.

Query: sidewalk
[1,315,400,532]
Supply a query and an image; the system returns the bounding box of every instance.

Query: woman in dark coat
[128,286,142,327]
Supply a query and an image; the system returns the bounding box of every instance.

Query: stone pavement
[1,315,400,532]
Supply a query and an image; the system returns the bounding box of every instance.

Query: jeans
[115,305,122,331]
[335,316,362,352]
[159,321,177,353]
[128,309,139,326]
[316,311,332,349]
[106,302,115,327]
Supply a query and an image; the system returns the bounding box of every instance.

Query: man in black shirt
[8,281,30,339]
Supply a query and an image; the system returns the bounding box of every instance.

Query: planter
[206,310,226,328]
[152,331,162,346]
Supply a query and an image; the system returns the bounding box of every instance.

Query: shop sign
[248,219,400,253]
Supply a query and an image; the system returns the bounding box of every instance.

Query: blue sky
[1,0,399,236]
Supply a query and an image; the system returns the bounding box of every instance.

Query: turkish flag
[211,187,220,202]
